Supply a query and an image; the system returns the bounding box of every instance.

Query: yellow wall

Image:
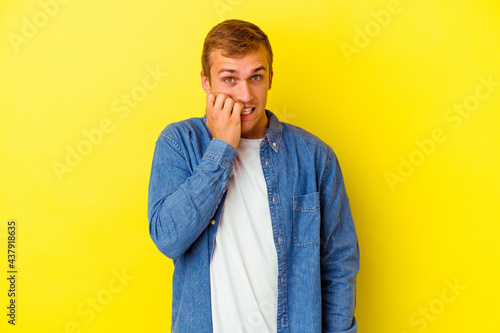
[1,0,499,332]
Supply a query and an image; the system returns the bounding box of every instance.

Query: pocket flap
[293,192,320,212]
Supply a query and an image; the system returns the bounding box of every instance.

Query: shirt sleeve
[319,149,360,333]
[148,131,237,259]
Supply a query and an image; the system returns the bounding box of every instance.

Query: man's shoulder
[158,116,208,141]
[273,117,341,181]
[280,121,332,153]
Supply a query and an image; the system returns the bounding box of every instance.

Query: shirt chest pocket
[293,192,320,247]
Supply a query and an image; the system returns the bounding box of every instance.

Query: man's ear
[268,70,273,90]
[201,71,211,94]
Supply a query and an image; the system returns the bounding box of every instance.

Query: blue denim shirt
[148,110,359,333]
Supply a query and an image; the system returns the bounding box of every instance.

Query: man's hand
[205,93,242,149]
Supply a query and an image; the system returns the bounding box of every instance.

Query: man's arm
[148,134,236,259]
[148,93,243,259]
[319,150,360,333]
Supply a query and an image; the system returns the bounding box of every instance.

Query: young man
[148,19,359,333]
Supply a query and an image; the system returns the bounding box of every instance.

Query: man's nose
[235,81,253,102]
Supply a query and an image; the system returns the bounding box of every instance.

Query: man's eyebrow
[218,68,237,75]
[252,66,267,73]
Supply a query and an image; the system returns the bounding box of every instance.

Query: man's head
[201,19,274,139]
[201,19,273,83]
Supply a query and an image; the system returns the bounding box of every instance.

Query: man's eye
[252,75,261,81]
[224,77,235,83]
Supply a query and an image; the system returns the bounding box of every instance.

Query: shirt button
[272,142,277,147]
[281,317,284,325]
[210,220,216,225]
[272,196,275,204]
[265,160,268,166]
[281,276,283,284]
[277,236,281,244]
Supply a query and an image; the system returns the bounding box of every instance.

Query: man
[148,19,359,333]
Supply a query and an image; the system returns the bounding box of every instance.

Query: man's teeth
[242,107,254,115]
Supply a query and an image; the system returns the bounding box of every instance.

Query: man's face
[201,46,273,139]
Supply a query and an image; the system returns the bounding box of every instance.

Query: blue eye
[224,77,235,83]
[252,75,261,81]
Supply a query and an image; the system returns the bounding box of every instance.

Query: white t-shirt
[210,138,278,333]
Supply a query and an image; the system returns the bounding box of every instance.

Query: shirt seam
[160,133,186,159]
[320,148,335,186]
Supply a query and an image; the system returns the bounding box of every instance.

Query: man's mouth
[242,107,255,115]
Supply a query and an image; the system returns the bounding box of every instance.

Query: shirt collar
[264,110,283,153]
[201,109,283,153]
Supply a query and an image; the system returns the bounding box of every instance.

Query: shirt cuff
[326,318,357,333]
[202,138,237,171]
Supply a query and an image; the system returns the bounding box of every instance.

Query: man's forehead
[209,48,269,72]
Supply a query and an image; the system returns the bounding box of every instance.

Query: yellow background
[1,0,499,332]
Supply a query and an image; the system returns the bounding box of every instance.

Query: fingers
[206,92,243,118]
[209,93,240,116]
[222,96,236,114]
[206,93,227,114]
[214,93,234,115]
[206,93,215,111]
[231,101,243,118]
